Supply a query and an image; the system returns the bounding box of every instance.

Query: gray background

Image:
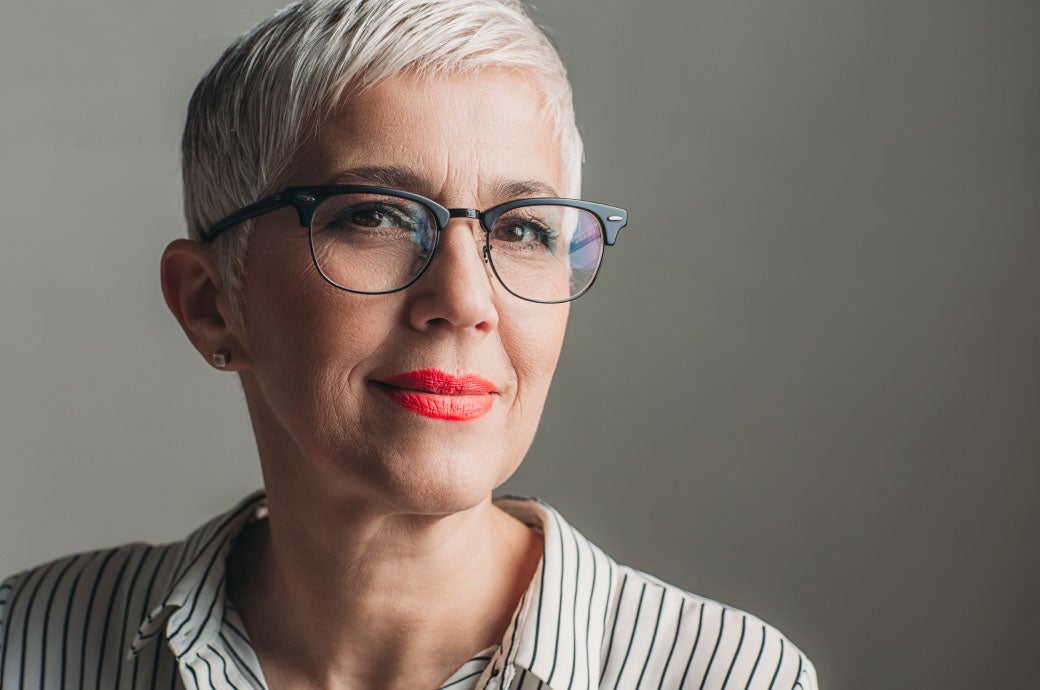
[1,1,1037,688]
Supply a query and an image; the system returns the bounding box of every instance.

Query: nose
[406,219,499,335]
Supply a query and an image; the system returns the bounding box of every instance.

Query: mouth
[373,369,499,421]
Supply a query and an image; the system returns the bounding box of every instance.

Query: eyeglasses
[202,185,628,304]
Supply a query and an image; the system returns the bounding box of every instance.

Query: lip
[374,369,499,421]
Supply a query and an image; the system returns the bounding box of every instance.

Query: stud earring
[212,348,231,367]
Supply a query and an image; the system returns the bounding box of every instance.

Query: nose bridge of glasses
[447,208,481,220]
[445,207,489,234]
[438,210,492,266]
[443,207,493,240]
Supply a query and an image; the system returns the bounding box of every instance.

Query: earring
[212,348,231,367]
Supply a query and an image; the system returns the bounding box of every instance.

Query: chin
[349,442,512,516]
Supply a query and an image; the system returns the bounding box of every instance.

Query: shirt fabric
[0,491,818,689]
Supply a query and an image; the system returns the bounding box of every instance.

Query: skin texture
[161,68,568,689]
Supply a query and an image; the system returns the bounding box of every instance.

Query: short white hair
[182,0,584,319]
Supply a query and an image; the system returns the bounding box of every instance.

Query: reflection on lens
[488,205,604,302]
[309,193,437,293]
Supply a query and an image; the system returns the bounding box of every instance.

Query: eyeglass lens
[308,192,605,302]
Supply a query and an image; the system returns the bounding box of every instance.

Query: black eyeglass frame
[202,184,629,304]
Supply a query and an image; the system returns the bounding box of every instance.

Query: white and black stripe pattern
[0,491,818,689]
[489,497,817,690]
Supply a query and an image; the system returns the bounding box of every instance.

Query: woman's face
[235,69,569,514]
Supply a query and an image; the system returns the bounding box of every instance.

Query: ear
[160,239,249,371]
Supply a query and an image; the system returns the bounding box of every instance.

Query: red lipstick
[376,369,498,421]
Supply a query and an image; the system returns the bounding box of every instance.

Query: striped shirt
[0,491,818,689]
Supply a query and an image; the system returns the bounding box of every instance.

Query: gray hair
[182,0,584,320]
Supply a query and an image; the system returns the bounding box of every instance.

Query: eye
[350,208,387,226]
[311,194,435,254]
[331,204,408,230]
[498,222,538,242]
[491,218,558,251]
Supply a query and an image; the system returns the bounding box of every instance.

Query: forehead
[289,68,565,202]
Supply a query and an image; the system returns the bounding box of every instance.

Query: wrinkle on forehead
[325,165,561,202]
[289,69,564,207]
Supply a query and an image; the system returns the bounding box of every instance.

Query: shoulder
[0,539,184,686]
[0,490,266,687]
[496,495,821,689]
[602,564,819,690]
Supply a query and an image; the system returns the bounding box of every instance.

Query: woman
[0,1,818,688]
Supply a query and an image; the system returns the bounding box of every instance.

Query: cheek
[490,304,568,484]
[241,244,399,429]
[245,229,386,360]
[504,303,569,407]
[251,297,390,389]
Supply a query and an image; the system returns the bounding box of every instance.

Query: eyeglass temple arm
[202,193,292,243]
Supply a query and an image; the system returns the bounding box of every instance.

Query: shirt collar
[493,495,617,690]
[128,490,267,662]
[128,491,618,690]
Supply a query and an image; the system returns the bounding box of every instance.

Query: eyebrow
[493,178,561,199]
[325,165,562,202]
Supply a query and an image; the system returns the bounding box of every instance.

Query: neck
[226,476,543,690]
